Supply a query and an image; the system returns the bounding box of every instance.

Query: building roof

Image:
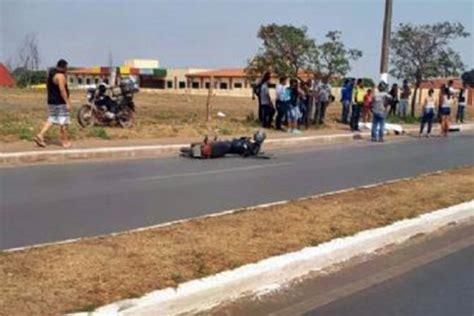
[186,68,327,81]
[68,67,111,75]
[186,68,247,78]
[0,63,15,87]
[420,77,464,89]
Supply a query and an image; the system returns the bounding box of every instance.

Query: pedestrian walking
[363,88,373,123]
[340,79,352,124]
[34,59,72,148]
[388,83,399,116]
[371,81,392,142]
[440,87,453,137]
[259,72,275,128]
[456,81,467,124]
[275,77,289,130]
[398,80,410,117]
[350,78,365,131]
[419,89,436,137]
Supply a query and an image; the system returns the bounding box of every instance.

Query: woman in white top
[440,87,453,137]
[419,89,436,137]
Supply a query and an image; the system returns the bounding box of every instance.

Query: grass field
[1,88,471,143]
[0,88,259,142]
[1,167,473,316]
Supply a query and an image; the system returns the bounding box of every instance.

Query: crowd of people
[254,72,469,141]
[254,71,333,134]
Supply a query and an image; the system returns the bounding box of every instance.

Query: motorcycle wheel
[78,104,95,127]
[117,108,134,128]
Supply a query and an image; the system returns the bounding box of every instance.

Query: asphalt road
[206,221,474,316]
[306,244,474,316]
[1,133,473,249]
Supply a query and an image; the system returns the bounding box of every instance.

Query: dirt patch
[1,167,473,315]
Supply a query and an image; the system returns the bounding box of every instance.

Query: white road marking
[123,162,292,182]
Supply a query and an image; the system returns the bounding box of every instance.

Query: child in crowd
[363,88,373,123]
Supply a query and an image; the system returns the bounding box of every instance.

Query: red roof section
[186,68,247,78]
[420,77,464,89]
[0,63,15,87]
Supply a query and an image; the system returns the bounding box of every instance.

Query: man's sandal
[34,135,47,147]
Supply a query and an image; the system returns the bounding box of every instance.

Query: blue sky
[1,0,473,80]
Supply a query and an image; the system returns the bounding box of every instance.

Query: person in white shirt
[275,77,289,130]
[419,88,436,137]
[314,78,332,125]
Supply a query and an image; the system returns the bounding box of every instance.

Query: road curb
[1,124,472,165]
[0,133,358,165]
[68,200,474,316]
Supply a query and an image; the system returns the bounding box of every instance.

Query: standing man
[34,59,72,148]
[315,78,332,125]
[340,79,352,124]
[275,77,289,130]
[456,81,467,124]
[259,72,275,128]
[371,81,392,142]
[398,79,410,117]
[350,78,365,131]
[304,79,314,127]
[253,71,270,123]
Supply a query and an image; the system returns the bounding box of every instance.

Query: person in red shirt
[362,89,373,123]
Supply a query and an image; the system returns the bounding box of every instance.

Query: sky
[1,0,473,81]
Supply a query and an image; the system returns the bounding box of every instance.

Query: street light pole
[380,0,393,83]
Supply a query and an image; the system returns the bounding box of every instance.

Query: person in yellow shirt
[350,78,365,131]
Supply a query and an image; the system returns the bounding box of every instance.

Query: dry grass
[0,88,390,143]
[0,88,258,142]
[1,166,473,316]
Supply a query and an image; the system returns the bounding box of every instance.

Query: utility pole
[380,0,393,83]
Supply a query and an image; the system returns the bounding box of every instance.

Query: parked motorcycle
[78,78,138,128]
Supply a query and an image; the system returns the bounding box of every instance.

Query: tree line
[246,21,472,116]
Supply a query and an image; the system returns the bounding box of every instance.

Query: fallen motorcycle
[180,130,268,159]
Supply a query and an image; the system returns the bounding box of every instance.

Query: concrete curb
[0,133,357,165]
[68,200,474,316]
[1,124,473,165]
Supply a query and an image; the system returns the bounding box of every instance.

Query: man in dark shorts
[35,59,72,148]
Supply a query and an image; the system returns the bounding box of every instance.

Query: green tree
[245,24,318,80]
[316,31,362,81]
[390,22,470,116]
[461,69,474,87]
[12,68,47,88]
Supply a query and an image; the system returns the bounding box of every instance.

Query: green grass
[170,272,184,285]
[18,127,35,140]
[86,127,110,139]
[386,115,420,124]
[65,303,99,313]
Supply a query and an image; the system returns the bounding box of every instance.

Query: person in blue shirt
[340,78,354,124]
